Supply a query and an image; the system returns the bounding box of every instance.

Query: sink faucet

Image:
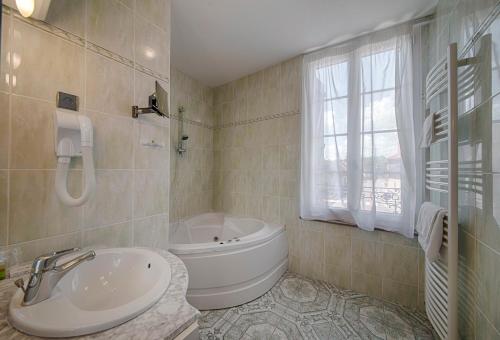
[15,248,96,306]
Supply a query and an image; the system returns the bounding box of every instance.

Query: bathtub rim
[169,218,285,255]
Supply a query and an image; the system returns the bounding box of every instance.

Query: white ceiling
[171,0,436,87]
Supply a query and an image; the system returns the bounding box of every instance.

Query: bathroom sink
[8,248,171,338]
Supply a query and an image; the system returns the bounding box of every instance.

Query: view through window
[316,49,402,215]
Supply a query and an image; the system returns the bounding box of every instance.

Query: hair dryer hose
[55,146,95,206]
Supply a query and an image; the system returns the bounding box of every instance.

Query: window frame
[320,48,403,216]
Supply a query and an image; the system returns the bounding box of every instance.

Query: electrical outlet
[57,92,79,111]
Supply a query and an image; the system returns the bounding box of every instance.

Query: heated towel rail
[423,43,460,340]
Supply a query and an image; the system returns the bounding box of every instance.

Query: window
[359,50,401,215]
[316,61,349,209]
[301,25,416,237]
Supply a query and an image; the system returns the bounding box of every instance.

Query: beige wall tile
[134,214,169,249]
[85,51,133,117]
[9,170,82,244]
[418,249,425,292]
[351,271,382,298]
[37,232,81,255]
[119,0,134,9]
[262,86,280,117]
[301,219,325,233]
[476,309,500,340]
[234,77,248,101]
[351,226,382,241]
[135,0,171,32]
[10,96,56,169]
[0,171,7,245]
[12,19,84,101]
[83,170,133,228]
[86,0,133,60]
[459,228,476,271]
[352,238,383,276]
[476,176,500,253]
[226,192,246,216]
[262,170,279,196]
[11,232,81,264]
[245,195,262,219]
[324,229,351,289]
[45,0,86,38]
[83,222,132,248]
[0,92,9,169]
[380,231,418,247]
[477,242,500,331]
[279,197,299,228]
[417,290,425,313]
[286,224,301,273]
[280,56,301,114]
[299,229,324,280]
[134,15,170,77]
[382,279,418,308]
[324,222,352,238]
[279,115,300,146]
[87,111,134,169]
[136,120,170,169]
[324,263,351,290]
[1,13,11,93]
[262,145,280,170]
[262,65,280,93]
[262,195,280,224]
[279,144,299,170]
[324,229,351,267]
[246,72,262,99]
[246,95,264,120]
[382,243,418,285]
[259,120,280,147]
[134,170,169,218]
[279,170,298,198]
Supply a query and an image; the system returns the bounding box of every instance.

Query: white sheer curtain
[301,24,417,237]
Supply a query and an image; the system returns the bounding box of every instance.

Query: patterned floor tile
[199,272,435,340]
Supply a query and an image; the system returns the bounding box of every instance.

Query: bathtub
[169,213,288,310]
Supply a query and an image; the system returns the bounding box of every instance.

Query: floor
[199,272,435,340]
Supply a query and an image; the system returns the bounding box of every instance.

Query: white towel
[416,202,447,261]
[420,112,434,148]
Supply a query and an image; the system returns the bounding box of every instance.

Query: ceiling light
[16,0,35,18]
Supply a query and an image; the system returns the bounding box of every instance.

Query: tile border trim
[170,109,301,131]
[170,113,214,130]
[2,4,169,84]
[214,110,301,130]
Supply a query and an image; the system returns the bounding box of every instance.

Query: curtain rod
[304,13,435,55]
[413,14,435,27]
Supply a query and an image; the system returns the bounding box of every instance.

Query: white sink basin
[9,248,171,338]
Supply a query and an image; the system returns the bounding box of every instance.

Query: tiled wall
[0,0,171,263]
[427,0,500,338]
[212,57,425,310]
[170,68,215,222]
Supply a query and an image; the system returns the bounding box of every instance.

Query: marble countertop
[0,249,200,340]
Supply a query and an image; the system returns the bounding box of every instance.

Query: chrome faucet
[14,248,96,306]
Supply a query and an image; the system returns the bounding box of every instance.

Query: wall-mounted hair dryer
[54,110,95,206]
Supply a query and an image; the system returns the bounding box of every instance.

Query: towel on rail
[420,112,435,148]
[416,202,447,261]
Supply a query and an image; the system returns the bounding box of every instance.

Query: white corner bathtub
[169,213,288,310]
